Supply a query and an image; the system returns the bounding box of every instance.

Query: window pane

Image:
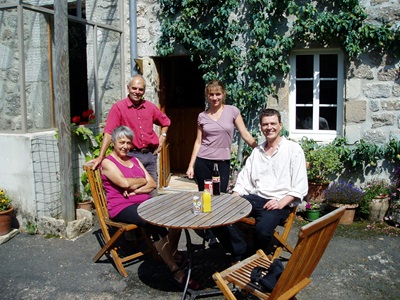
[296,81,313,104]
[296,55,313,78]
[86,0,121,27]
[320,81,337,105]
[320,54,337,78]
[25,10,53,131]
[0,9,21,131]
[320,107,336,130]
[68,0,86,17]
[296,107,313,129]
[69,19,89,121]
[88,26,122,122]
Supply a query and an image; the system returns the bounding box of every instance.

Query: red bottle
[212,163,221,195]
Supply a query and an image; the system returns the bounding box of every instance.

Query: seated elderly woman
[101,125,199,290]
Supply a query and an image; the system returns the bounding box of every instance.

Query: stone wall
[133,1,400,147]
[345,54,400,144]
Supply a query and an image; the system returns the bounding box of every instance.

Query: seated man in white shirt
[216,108,308,263]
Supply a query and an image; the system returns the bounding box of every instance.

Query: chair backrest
[83,163,110,226]
[268,206,345,300]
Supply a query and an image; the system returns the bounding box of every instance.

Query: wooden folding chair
[83,163,156,277]
[239,205,297,260]
[213,206,345,300]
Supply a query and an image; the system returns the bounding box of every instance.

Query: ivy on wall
[157,0,400,162]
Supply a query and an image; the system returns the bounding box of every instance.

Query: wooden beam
[54,0,74,222]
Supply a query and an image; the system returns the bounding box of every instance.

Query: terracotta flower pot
[77,200,93,211]
[330,203,358,225]
[306,182,329,203]
[0,206,14,236]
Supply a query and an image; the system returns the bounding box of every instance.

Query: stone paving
[1,175,399,299]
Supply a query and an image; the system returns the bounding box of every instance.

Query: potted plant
[300,138,344,202]
[0,188,14,235]
[74,190,93,211]
[325,181,365,225]
[305,199,320,221]
[361,179,391,222]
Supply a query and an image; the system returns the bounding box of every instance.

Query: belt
[133,147,155,154]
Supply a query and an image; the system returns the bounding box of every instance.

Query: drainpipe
[129,0,138,77]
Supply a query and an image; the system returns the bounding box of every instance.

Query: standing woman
[186,80,257,192]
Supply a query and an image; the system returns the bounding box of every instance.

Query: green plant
[363,179,391,199]
[305,144,344,184]
[359,179,392,216]
[325,181,365,205]
[348,139,383,168]
[26,222,37,235]
[74,190,91,204]
[359,179,391,215]
[157,1,400,146]
[305,200,320,210]
[0,188,12,212]
[383,138,400,163]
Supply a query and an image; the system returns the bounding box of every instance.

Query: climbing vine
[157,0,400,164]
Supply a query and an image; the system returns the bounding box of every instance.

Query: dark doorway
[68,15,89,121]
[156,56,205,174]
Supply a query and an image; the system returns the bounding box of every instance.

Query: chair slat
[84,163,155,277]
[213,207,345,300]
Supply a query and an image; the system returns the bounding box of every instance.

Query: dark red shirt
[104,97,170,149]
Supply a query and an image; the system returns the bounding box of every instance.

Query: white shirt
[233,137,308,206]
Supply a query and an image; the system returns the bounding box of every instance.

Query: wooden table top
[138,192,252,230]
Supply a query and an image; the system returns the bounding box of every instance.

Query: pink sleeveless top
[101,155,151,218]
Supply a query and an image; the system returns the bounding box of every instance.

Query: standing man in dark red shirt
[89,75,170,196]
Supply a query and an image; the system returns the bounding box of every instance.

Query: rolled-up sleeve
[287,147,308,200]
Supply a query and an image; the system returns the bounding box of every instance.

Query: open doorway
[155,56,205,176]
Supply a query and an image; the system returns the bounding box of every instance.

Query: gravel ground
[0,217,399,300]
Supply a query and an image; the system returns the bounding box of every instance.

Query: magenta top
[104,97,171,149]
[197,105,240,160]
[101,155,151,218]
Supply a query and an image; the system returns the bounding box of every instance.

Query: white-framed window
[289,49,344,142]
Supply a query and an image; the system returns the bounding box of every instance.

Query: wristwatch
[161,132,167,137]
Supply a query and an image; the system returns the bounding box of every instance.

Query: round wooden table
[138,192,252,299]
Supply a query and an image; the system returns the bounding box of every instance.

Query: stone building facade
[0,0,399,234]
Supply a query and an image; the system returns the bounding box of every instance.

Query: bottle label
[193,196,202,215]
[204,179,213,195]
[212,176,220,183]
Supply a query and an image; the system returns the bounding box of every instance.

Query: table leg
[181,229,225,300]
[182,229,192,300]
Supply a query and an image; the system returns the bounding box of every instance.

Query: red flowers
[72,116,81,124]
[72,109,95,125]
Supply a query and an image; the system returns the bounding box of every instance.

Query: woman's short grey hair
[111,126,134,143]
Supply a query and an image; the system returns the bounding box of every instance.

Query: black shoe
[208,237,219,249]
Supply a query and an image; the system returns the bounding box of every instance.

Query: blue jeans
[213,194,291,262]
